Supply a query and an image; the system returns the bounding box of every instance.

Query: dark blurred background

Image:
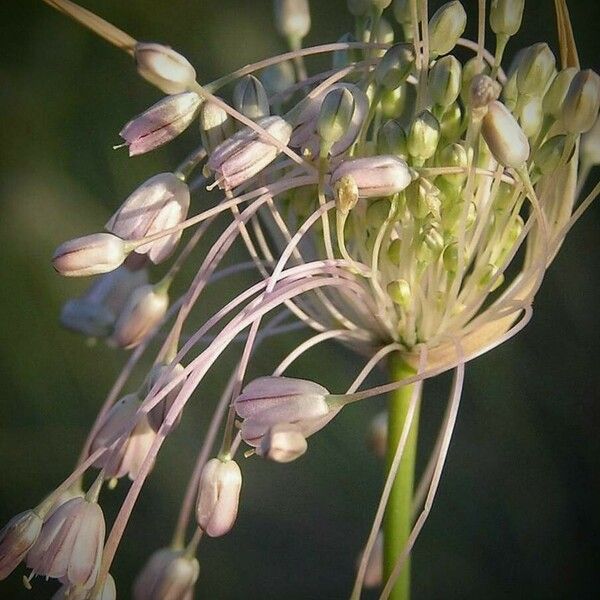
[1,1,599,598]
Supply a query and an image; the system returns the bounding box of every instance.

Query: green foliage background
[0,1,599,598]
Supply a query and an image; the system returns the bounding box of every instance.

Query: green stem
[384,354,420,600]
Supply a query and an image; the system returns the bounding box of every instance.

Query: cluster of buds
[3,0,599,598]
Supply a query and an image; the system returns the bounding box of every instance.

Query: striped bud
[429,55,461,109]
[562,70,600,134]
[438,142,468,187]
[428,1,467,57]
[481,101,530,167]
[134,43,196,94]
[233,75,270,120]
[273,0,311,41]
[408,110,440,162]
[375,44,415,91]
[318,87,356,145]
[516,43,556,97]
[377,119,407,157]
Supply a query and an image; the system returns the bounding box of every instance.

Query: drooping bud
[562,69,600,134]
[133,548,199,600]
[110,283,169,349]
[145,362,186,432]
[407,110,440,162]
[534,135,568,175]
[429,55,461,110]
[26,496,105,590]
[273,0,311,41]
[331,156,413,198]
[134,43,196,94]
[0,510,43,579]
[378,119,407,156]
[542,67,577,120]
[260,61,296,97]
[196,459,242,537]
[207,116,293,190]
[52,573,116,600]
[233,75,270,120]
[199,99,236,154]
[489,0,525,37]
[317,87,356,146]
[428,1,467,57]
[119,92,201,157]
[374,44,415,91]
[516,43,556,97]
[481,101,530,168]
[106,173,190,265]
[256,423,308,463]
[52,233,127,278]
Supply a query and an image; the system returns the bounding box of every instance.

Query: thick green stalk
[384,354,420,600]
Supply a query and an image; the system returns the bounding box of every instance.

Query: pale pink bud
[120,93,201,156]
[196,458,242,537]
[145,362,186,432]
[207,116,292,190]
[134,43,197,94]
[133,548,199,600]
[256,423,308,463]
[110,284,169,349]
[106,173,190,264]
[330,155,413,198]
[357,531,383,589]
[52,573,116,600]
[90,394,156,481]
[26,497,105,590]
[0,510,43,579]
[52,233,127,278]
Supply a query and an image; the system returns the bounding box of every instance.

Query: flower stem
[384,353,420,600]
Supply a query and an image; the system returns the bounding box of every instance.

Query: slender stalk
[384,353,420,600]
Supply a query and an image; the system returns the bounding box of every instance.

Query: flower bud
[53,233,127,278]
[111,284,169,349]
[233,75,270,120]
[0,510,43,579]
[335,174,359,214]
[542,67,577,120]
[393,0,412,25]
[273,0,311,41]
[428,1,467,57]
[256,423,308,463]
[134,43,196,94]
[331,156,413,198]
[378,119,407,156]
[534,135,568,175]
[519,95,543,138]
[442,242,459,273]
[106,173,190,265]
[318,87,356,146]
[374,44,415,91]
[516,43,556,97]
[562,69,600,134]
[196,458,242,537]
[199,99,236,153]
[133,548,199,600]
[387,238,402,266]
[581,116,600,166]
[481,101,530,167]
[438,142,468,187]
[260,61,295,97]
[461,57,490,106]
[387,279,411,308]
[362,17,395,57]
[208,116,293,190]
[429,55,462,109]
[407,178,441,220]
[489,0,524,37]
[469,74,501,110]
[27,497,105,590]
[52,573,116,600]
[440,102,463,140]
[119,92,201,157]
[145,362,186,432]
[408,110,440,162]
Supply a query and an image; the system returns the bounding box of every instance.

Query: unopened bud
[534,135,568,175]
[111,284,169,349]
[461,57,490,106]
[542,67,577,120]
[335,175,359,214]
[478,263,504,291]
[387,238,402,266]
[519,95,543,138]
[233,75,270,120]
[407,178,441,220]
[260,61,295,97]
[393,0,412,24]
[375,44,415,91]
[581,117,600,166]
[0,510,43,580]
[442,242,459,273]
[429,55,461,109]
[199,99,236,153]
[562,69,600,134]
[438,142,468,187]
[134,43,196,94]
[408,110,440,162]
[208,116,293,190]
[119,92,201,156]
[318,87,356,145]
[257,423,308,463]
[428,1,467,57]
[53,233,127,278]
[106,173,190,264]
[377,119,407,156]
[387,279,411,308]
[469,74,501,110]
[440,103,463,140]
[362,17,395,56]
[489,0,525,37]
[347,0,370,16]
[331,155,413,198]
[273,0,311,41]
[481,101,530,167]
[196,458,242,537]
[516,43,556,97]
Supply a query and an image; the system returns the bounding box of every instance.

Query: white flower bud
[196,459,242,537]
[516,43,556,97]
[256,423,308,463]
[481,101,530,167]
[134,43,196,94]
[361,16,395,56]
[378,119,407,156]
[233,75,270,120]
[375,44,415,91]
[273,0,311,41]
[428,1,467,57]
[562,69,600,134]
[0,510,43,579]
[260,61,296,97]
[317,87,356,145]
[489,0,525,37]
[52,233,127,278]
[429,55,461,109]
[542,67,577,120]
[199,98,236,153]
[408,110,440,161]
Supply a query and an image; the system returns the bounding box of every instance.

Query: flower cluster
[2,0,599,598]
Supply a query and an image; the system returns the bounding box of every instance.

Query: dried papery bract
[134,43,197,94]
[256,423,308,463]
[133,547,199,600]
[196,459,242,537]
[106,173,191,264]
[0,511,43,580]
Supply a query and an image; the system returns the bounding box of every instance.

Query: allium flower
[5,0,597,598]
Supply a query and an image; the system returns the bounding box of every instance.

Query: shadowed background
[0,1,599,598]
